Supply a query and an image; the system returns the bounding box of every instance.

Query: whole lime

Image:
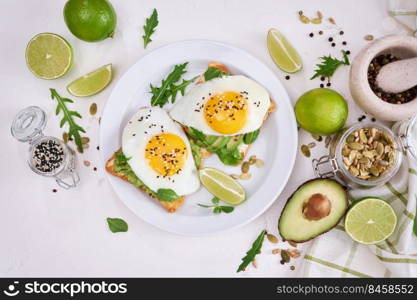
[63,0,117,42]
[295,88,348,135]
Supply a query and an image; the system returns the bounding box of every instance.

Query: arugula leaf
[237,230,266,272]
[156,188,180,202]
[150,63,196,107]
[50,89,86,153]
[310,50,350,80]
[243,129,260,144]
[198,197,234,214]
[204,67,228,81]
[216,147,243,166]
[107,217,128,233]
[142,8,159,48]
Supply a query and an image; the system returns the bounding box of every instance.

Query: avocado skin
[278,178,348,243]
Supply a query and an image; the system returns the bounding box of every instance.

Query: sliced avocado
[207,136,230,152]
[278,179,348,243]
[204,135,219,145]
[226,135,243,151]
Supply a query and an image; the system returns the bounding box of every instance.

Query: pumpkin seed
[311,134,322,142]
[349,166,359,176]
[307,142,316,149]
[63,132,69,144]
[267,233,279,244]
[240,173,252,180]
[348,142,364,150]
[346,135,355,143]
[359,130,368,143]
[272,249,281,254]
[241,162,250,173]
[298,11,310,24]
[369,166,380,176]
[230,174,240,179]
[83,160,91,167]
[288,241,297,248]
[364,34,374,41]
[328,17,336,25]
[249,155,257,165]
[81,137,90,144]
[255,159,265,168]
[301,145,311,157]
[89,103,97,115]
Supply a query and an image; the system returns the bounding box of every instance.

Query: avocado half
[278,179,348,243]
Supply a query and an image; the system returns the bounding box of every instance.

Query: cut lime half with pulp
[25,33,73,79]
[67,64,113,97]
[199,167,246,205]
[345,197,397,245]
[267,28,302,73]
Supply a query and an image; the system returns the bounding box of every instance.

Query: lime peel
[67,64,112,97]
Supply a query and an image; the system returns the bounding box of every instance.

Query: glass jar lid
[11,106,46,143]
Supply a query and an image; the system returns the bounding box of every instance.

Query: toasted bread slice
[190,61,276,164]
[105,149,184,213]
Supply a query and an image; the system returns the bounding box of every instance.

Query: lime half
[199,167,246,205]
[267,28,302,73]
[67,64,113,97]
[25,33,73,79]
[345,198,397,245]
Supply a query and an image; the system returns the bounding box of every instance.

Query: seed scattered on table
[89,103,97,115]
[301,145,311,157]
[364,34,374,41]
[83,160,91,167]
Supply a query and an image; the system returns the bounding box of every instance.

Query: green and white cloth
[301,154,417,277]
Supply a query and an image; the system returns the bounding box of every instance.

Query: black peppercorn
[326,82,331,87]
[320,84,324,88]
[328,37,333,42]
[309,32,314,38]
[285,75,290,80]
[319,30,323,35]
[342,41,347,45]
[331,43,336,47]
[340,30,344,35]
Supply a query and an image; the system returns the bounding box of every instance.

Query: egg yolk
[204,91,248,134]
[145,133,187,177]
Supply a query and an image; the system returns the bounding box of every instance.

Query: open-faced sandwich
[105,107,200,213]
[169,62,276,167]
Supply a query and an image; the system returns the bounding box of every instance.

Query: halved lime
[345,198,397,244]
[25,33,73,79]
[267,28,302,73]
[199,167,246,205]
[67,64,112,97]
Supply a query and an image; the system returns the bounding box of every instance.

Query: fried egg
[169,75,271,135]
[122,107,200,195]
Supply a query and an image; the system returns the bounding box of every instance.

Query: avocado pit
[302,193,331,221]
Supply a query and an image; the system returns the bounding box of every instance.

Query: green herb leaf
[237,229,266,272]
[156,188,180,202]
[243,129,260,144]
[197,204,212,208]
[50,89,86,153]
[204,67,228,81]
[107,217,128,233]
[220,206,234,213]
[216,147,243,166]
[142,8,159,48]
[212,197,220,204]
[213,207,222,214]
[310,50,350,80]
[150,63,196,107]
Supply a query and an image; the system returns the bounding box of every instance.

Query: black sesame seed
[340,30,344,35]
[320,76,325,81]
[326,82,331,87]
[346,50,351,55]
[96,146,99,150]
[309,32,314,38]
[52,189,57,193]
[328,37,333,42]
[331,43,336,47]
[285,75,290,80]
[371,117,376,122]
[342,41,347,45]
[319,30,323,35]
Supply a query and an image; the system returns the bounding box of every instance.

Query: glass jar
[11,106,79,189]
[312,122,405,189]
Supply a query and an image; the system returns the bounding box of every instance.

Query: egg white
[169,75,271,136]
[122,107,200,196]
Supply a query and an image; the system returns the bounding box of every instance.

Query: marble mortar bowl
[350,35,417,121]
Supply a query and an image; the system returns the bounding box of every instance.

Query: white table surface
[0,0,408,277]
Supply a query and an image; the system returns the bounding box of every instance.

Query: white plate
[100,40,297,235]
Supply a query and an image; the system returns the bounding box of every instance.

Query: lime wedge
[345,198,397,244]
[25,33,73,79]
[67,64,113,97]
[199,167,246,205]
[267,28,302,73]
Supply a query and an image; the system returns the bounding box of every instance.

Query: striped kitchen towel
[301,154,417,277]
